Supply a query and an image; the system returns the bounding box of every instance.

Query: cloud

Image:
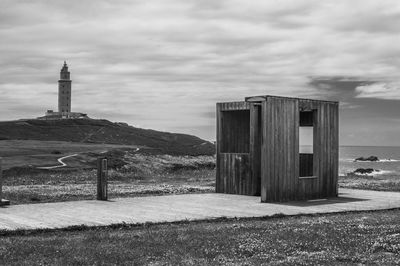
[355,82,400,100]
[1,0,400,143]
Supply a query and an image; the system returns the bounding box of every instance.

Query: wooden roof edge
[245,95,339,104]
[216,101,247,105]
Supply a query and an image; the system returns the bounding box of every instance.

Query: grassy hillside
[0,119,215,155]
[0,140,140,170]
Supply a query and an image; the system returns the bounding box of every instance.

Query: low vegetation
[0,139,140,169]
[3,146,400,204]
[1,210,399,265]
[2,152,216,205]
[2,139,400,205]
[339,173,400,192]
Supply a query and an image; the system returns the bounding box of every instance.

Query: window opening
[299,110,315,177]
[220,110,250,153]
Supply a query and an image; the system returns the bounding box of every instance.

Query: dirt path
[37,154,79,170]
[36,148,140,170]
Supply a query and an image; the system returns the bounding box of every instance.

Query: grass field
[0,140,141,169]
[2,152,216,205]
[4,170,400,205]
[1,209,399,265]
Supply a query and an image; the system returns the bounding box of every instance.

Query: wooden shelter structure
[216,95,339,202]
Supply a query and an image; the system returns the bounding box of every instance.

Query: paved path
[37,148,140,170]
[37,154,79,170]
[1,188,400,231]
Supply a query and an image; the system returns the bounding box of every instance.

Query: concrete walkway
[1,188,400,231]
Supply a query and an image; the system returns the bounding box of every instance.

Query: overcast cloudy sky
[1,0,400,145]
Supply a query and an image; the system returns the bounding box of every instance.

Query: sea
[339,146,400,177]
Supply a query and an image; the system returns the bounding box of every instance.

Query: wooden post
[0,157,10,206]
[97,158,108,200]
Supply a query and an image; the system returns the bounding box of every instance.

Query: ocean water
[339,146,400,177]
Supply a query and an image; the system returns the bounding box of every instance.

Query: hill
[0,119,215,156]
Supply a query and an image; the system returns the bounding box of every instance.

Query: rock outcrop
[354,156,379,162]
[352,168,379,175]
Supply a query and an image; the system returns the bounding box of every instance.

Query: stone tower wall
[58,62,72,114]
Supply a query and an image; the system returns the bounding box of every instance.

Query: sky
[1,0,400,146]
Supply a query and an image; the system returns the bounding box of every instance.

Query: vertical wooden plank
[272,98,278,201]
[218,154,222,193]
[216,103,222,193]
[326,102,338,197]
[239,155,245,194]
[268,97,274,201]
[238,155,242,194]
[249,104,255,195]
[317,101,323,197]
[325,103,329,197]
[274,99,280,201]
[322,103,327,197]
[228,154,232,193]
[235,155,239,194]
[228,154,231,193]
[281,98,287,201]
[268,99,274,201]
[225,154,229,193]
[326,103,332,196]
[316,101,322,197]
[313,103,320,199]
[245,154,249,194]
[232,154,236,194]
[285,98,290,201]
[293,100,299,200]
[277,98,283,201]
[223,154,227,193]
[261,100,269,202]
[229,154,233,193]
[321,103,327,197]
[286,101,291,201]
[290,99,298,201]
[333,103,339,196]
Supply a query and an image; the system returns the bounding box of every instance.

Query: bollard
[0,157,10,206]
[97,158,108,200]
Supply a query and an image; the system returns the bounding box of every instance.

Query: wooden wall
[216,153,251,195]
[216,101,260,195]
[261,97,299,202]
[249,104,261,196]
[296,99,338,200]
[261,97,339,202]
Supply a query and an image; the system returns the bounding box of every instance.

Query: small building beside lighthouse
[40,61,88,120]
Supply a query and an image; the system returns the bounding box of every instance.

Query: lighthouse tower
[41,61,88,120]
[58,61,72,117]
